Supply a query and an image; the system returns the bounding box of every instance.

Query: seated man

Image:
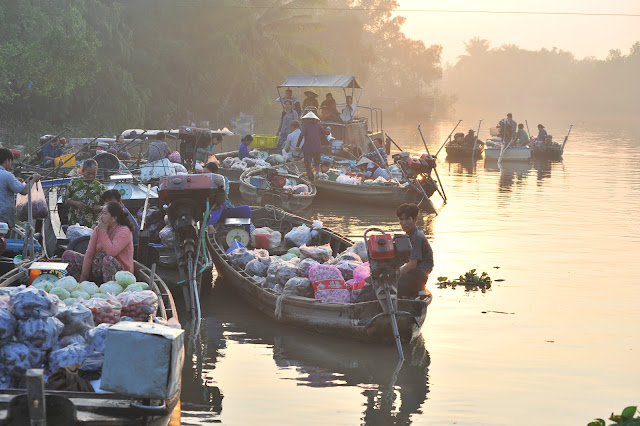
[147,132,170,162]
[396,203,433,298]
[362,137,388,166]
[42,136,64,167]
[340,95,357,122]
[462,129,477,147]
[101,189,140,246]
[355,157,390,180]
[513,123,529,146]
[319,93,342,122]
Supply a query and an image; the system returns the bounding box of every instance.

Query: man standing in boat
[500,113,517,142]
[0,148,40,228]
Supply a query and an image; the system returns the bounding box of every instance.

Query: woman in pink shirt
[63,201,134,283]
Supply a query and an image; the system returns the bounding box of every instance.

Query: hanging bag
[16,181,49,222]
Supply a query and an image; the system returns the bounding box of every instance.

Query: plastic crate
[54,153,76,167]
[252,134,278,149]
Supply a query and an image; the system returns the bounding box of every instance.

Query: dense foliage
[588,405,639,426]
[0,0,446,147]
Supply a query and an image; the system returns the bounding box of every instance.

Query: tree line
[0,0,446,148]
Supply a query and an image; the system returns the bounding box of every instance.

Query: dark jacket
[297,122,330,154]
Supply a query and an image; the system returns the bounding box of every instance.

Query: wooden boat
[531,142,563,160]
[0,260,181,425]
[207,206,432,344]
[314,177,434,205]
[445,142,484,159]
[238,168,316,212]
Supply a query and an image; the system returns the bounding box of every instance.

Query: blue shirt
[239,142,254,160]
[363,164,390,180]
[537,128,548,140]
[0,169,26,228]
[42,143,63,161]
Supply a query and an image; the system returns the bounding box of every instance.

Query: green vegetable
[62,297,78,306]
[71,290,90,300]
[33,282,53,292]
[280,253,297,261]
[55,276,78,292]
[78,281,99,296]
[130,282,149,291]
[91,293,110,300]
[99,282,123,296]
[287,247,301,257]
[50,287,71,300]
[115,271,136,287]
[125,284,144,292]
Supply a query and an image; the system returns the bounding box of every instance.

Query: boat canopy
[278,75,361,89]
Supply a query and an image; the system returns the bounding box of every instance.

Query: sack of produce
[48,343,89,373]
[336,251,362,263]
[251,227,282,250]
[53,334,86,350]
[335,260,362,281]
[275,261,298,286]
[66,224,93,243]
[16,317,64,350]
[308,264,349,303]
[222,157,235,168]
[86,323,111,353]
[0,308,17,346]
[297,258,319,278]
[245,258,268,277]
[159,225,176,248]
[80,297,121,325]
[291,184,309,195]
[252,276,266,286]
[0,342,32,378]
[16,181,49,221]
[346,241,368,262]
[55,304,95,337]
[11,286,61,319]
[283,277,314,298]
[228,247,258,270]
[346,279,369,302]
[117,290,158,322]
[300,244,333,262]
[284,224,312,247]
[352,262,371,282]
[0,295,10,310]
[265,259,283,289]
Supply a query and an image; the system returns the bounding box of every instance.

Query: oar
[435,120,462,157]
[498,134,515,164]
[417,125,447,202]
[525,120,531,139]
[561,124,573,153]
[385,133,403,152]
[471,120,483,162]
[22,127,70,166]
[41,134,103,180]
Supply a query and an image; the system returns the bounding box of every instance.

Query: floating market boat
[207,206,432,344]
[445,142,484,159]
[484,145,531,161]
[239,168,316,212]
[0,260,182,425]
[314,178,431,205]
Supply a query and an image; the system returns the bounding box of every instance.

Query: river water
[179,120,640,425]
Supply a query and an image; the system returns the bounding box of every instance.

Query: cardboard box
[101,322,184,399]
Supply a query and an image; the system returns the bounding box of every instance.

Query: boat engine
[159,173,226,316]
[178,126,213,172]
[392,152,438,198]
[363,227,412,360]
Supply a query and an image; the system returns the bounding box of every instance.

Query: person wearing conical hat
[355,157,390,180]
[301,89,319,111]
[296,111,330,183]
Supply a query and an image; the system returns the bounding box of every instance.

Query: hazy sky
[394,0,640,65]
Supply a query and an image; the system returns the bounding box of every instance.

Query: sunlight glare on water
[181,119,639,425]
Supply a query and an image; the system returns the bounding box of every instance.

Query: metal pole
[435,119,462,157]
[525,120,531,138]
[27,180,34,260]
[471,120,483,162]
[417,125,447,202]
[561,124,574,152]
[385,285,404,361]
[385,133,404,152]
[140,184,152,231]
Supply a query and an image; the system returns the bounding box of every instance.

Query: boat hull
[238,169,316,212]
[314,179,424,205]
[484,146,531,161]
[445,144,483,159]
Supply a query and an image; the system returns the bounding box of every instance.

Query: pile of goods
[222,155,279,171]
[227,222,372,304]
[0,271,160,389]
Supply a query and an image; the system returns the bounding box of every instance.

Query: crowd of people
[497,113,549,147]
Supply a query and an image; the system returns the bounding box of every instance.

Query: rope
[274,292,288,319]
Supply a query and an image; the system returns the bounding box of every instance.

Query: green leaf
[587,419,606,426]
[621,406,638,420]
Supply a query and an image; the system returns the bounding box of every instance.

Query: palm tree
[463,37,491,57]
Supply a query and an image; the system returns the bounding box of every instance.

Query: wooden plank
[48,188,66,240]
[26,369,46,425]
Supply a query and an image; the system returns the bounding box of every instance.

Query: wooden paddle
[471,120,483,162]
[435,120,462,157]
[418,125,447,202]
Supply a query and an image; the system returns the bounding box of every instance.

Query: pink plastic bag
[168,151,181,163]
[309,264,349,303]
[352,262,370,282]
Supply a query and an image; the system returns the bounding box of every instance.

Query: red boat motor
[363,227,412,360]
[159,173,226,319]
